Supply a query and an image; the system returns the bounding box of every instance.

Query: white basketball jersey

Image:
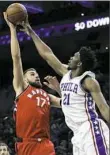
[60,71,99,133]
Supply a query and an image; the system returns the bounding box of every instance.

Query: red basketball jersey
[14,85,51,139]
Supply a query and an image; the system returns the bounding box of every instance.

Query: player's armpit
[48,94,61,108]
[83,77,110,123]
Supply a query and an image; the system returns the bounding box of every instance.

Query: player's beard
[67,65,75,70]
[67,66,72,70]
[68,62,74,70]
[28,81,42,88]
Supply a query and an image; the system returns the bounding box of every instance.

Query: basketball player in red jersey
[3,12,58,155]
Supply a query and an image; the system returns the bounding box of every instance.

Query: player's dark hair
[23,68,36,75]
[79,47,97,72]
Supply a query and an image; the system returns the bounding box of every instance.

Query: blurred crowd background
[0,1,109,154]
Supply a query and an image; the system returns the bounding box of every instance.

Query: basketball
[6,3,27,25]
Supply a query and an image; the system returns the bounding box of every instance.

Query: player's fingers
[19,21,24,27]
[44,76,48,79]
[44,76,54,83]
[3,12,5,18]
[49,76,53,78]
[52,76,56,79]
[26,15,29,22]
[47,76,53,80]
[3,12,10,26]
[53,76,57,79]
[20,28,25,32]
[3,12,7,21]
[3,12,6,17]
[43,82,49,86]
[44,76,50,80]
[20,21,24,25]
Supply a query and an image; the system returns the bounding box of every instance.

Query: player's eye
[31,73,35,76]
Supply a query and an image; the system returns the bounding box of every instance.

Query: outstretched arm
[43,76,61,96]
[4,12,25,96]
[83,77,110,123]
[20,20,68,76]
[48,94,61,108]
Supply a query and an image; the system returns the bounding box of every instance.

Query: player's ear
[25,79,28,83]
[25,79,29,83]
[77,61,82,67]
[23,76,28,83]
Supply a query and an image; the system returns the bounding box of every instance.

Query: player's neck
[71,68,82,78]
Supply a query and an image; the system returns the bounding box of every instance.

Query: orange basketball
[6,3,27,25]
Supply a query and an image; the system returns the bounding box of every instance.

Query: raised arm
[4,12,25,96]
[83,77,110,123]
[20,20,68,76]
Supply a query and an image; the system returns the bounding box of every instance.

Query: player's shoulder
[81,71,95,79]
[83,76,100,92]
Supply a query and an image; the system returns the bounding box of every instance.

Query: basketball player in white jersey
[20,19,109,155]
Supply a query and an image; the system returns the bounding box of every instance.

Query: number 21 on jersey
[63,93,70,105]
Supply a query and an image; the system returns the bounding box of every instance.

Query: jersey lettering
[61,83,78,93]
[27,89,47,99]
